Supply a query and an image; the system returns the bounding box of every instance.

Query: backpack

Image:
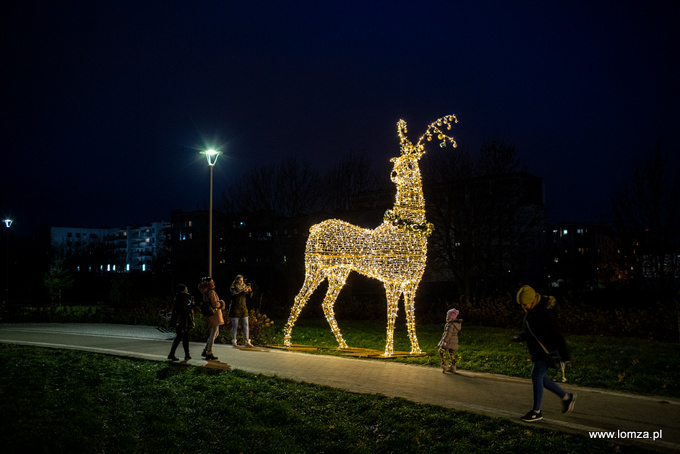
[200,294,217,317]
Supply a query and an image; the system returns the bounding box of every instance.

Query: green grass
[0,345,653,454]
[275,318,680,398]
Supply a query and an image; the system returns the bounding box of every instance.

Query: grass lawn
[0,345,655,454]
[271,318,680,399]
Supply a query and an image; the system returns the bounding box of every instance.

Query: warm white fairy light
[284,115,457,357]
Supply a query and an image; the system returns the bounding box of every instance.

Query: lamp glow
[283,115,457,357]
[204,149,221,166]
[3,219,12,228]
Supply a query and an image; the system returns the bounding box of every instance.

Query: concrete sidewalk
[1,323,678,453]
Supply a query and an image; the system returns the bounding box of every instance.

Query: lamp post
[3,218,12,305]
[202,149,221,277]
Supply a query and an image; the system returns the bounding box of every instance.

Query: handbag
[525,320,567,382]
[544,348,563,369]
[200,296,217,317]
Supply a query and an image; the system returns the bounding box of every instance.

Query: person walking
[229,274,253,347]
[516,285,576,422]
[437,308,462,373]
[198,276,225,360]
[167,284,196,361]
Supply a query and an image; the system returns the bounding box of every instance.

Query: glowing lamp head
[203,149,221,166]
[3,219,12,228]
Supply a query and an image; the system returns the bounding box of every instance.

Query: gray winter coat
[438,319,462,350]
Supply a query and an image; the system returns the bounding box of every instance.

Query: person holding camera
[229,274,253,347]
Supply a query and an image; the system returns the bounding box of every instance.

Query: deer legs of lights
[321,267,350,349]
[384,283,401,357]
[283,265,324,347]
[403,283,422,354]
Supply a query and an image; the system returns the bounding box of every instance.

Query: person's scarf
[231,277,245,294]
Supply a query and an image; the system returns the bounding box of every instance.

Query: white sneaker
[232,339,238,347]
[245,339,253,347]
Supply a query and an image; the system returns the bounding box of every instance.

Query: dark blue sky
[2,0,678,231]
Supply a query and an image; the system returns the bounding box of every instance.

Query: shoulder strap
[525,319,550,354]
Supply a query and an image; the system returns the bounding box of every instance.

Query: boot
[168,354,179,361]
[244,339,253,347]
[201,348,207,357]
[205,352,218,360]
[448,362,456,373]
[441,361,449,373]
[232,338,239,347]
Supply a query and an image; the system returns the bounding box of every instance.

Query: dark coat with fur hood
[523,297,570,362]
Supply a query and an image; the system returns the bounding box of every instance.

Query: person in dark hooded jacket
[168,284,196,361]
[516,285,576,422]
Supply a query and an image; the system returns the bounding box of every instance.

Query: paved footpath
[1,323,678,453]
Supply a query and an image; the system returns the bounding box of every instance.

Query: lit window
[563,229,568,235]
[554,257,559,263]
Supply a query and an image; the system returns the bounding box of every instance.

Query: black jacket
[523,298,570,362]
[169,292,195,331]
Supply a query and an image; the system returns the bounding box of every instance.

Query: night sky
[2,1,679,233]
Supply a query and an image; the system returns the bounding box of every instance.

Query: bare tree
[322,150,380,212]
[424,140,543,300]
[221,164,278,213]
[610,145,680,290]
[423,146,476,297]
[476,139,520,176]
[275,157,322,218]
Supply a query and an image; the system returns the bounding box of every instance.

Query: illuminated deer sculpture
[283,115,458,356]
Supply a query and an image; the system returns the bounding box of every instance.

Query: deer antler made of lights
[283,115,457,356]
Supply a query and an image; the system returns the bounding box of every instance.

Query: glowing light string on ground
[284,115,458,357]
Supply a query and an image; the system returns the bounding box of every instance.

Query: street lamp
[4,218,12,305]
[202,149,221,277]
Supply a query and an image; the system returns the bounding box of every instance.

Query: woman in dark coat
[517,285,576,422]
[168,284,196,361]
[229,274,253,347]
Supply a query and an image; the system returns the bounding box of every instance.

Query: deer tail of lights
[283,115,458,357]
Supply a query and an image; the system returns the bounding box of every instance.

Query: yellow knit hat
[516,285,540,307]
